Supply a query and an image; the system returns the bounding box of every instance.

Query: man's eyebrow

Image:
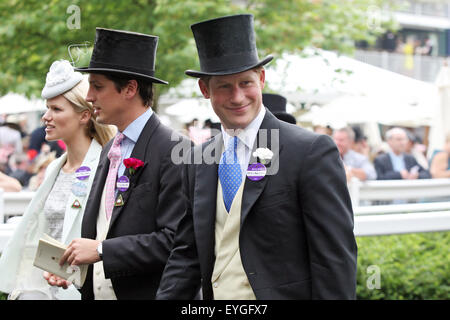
[213,79,227,85]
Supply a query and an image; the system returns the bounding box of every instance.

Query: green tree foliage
[0,0,394,102]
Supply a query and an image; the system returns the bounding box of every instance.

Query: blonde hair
[62,77,116,146]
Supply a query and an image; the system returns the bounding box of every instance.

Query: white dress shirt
[118,108,153,177]
[220,105,266,181]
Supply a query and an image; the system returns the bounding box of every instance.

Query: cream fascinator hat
[41,60,83,99]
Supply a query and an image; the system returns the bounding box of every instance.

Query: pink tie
[105,133,124,220]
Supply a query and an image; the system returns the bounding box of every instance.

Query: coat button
[213,282,218,288]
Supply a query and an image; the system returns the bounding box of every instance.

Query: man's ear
[198,79,210,99]
[259,68,266,90]
[123,79,139,99]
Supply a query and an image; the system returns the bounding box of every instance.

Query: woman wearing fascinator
[0,60,115,300]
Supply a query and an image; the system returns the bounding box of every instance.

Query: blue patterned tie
[219,136,242,212]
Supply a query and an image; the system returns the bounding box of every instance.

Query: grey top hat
[75,28,168,84]
[185,14,273,77]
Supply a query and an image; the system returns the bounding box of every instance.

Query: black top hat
[351,125,367,142]
[185,14,273,77]
[75,28,168,84]
[262,93,296,125]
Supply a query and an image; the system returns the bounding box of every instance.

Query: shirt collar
[388,151,404,160]
[342,149,353,160]
[121,108,153,143]
[221,105,266,149]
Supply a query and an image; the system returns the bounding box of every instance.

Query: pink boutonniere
[123,157,144,175]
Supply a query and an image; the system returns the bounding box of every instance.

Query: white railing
[351,178,450,236]
[354,201,450,216]
[0,190,34,223]
[348,178,450,208]
[0,190,34,253]
[354,211,450,236]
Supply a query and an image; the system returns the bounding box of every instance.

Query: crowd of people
[0,115,68,192]
[312,124,449,183]
[182,118,449,186]
[0,13,357,301]
[0,13,447,302]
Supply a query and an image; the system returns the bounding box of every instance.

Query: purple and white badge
[246,163,267,181]
[116,175,130,192]
[75,166,91,181]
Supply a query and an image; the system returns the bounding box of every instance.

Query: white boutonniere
[253,147,273,165]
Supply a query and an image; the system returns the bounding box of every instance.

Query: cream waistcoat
[93,185,117,300]
[212,179,256,300]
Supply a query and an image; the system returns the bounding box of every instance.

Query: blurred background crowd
[0,113,64,192]
[1,104,450,194]
[181,113,450,184]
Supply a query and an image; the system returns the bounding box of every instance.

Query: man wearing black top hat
[46,28,189,300]
[262,93,296,125]
[157,14,357,300]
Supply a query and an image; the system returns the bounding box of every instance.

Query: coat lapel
[193,134,222,277]
[108,114,160,229]
[82,143,110,239]
[385,154,394,172]
[241,110,282,225]
[61,139,102,244]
